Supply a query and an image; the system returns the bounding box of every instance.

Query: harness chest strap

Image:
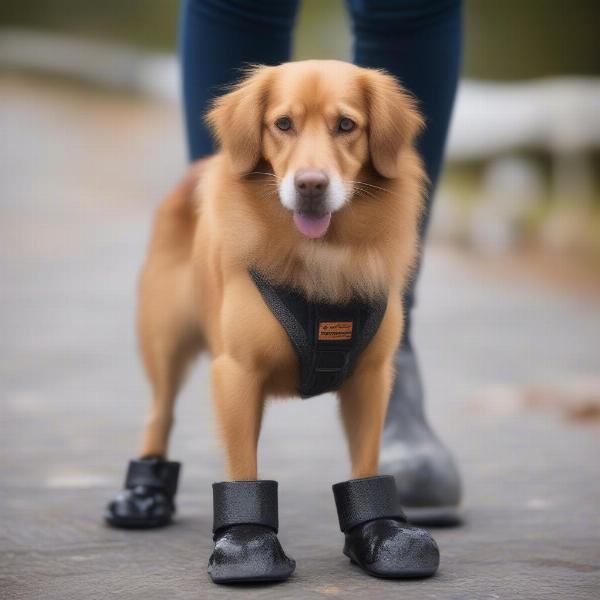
[249,269,387,398]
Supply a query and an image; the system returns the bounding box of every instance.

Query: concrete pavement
[1,75,599,599]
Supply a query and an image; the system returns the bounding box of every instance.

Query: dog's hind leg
[105,166,203,529]
[137,168,204,459]
[105,264,200,529]
[137,266,201,459]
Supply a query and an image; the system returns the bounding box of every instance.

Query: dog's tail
[146,159,206,264]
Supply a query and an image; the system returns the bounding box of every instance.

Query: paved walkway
[1,76,599,599]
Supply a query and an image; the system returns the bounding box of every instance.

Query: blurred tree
[0,0,177,50]
[1,0,598,78]
[465,0,600,79]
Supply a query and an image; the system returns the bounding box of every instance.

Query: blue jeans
[179,0,462,345]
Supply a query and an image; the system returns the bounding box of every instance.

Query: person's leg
[179,0,300,161]
[346,0,463,524]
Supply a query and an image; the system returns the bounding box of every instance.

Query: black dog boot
[208,480,295,584]
[105,458,180,528]
[380,342,462,525]
[333,475,439,578]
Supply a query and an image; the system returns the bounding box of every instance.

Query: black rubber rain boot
[105,458,180,529]
[333,475,439,579]
[380,340,462,525]
[208,480,295,584]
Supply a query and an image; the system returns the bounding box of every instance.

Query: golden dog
[137,59,425,481]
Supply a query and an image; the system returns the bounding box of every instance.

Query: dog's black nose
[294,169,329,198]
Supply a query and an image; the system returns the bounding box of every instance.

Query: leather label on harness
[318,321,353,341]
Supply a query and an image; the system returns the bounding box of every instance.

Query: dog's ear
[362,70,424,179]
[206,66,273,176]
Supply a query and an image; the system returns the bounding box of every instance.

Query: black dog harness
[250,270,387,398]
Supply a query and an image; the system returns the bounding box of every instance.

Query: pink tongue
[293,211,332,238]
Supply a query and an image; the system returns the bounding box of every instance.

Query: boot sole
[209,573,292,584]
[209,562,296,585]
[104,513,172,529]
[347,555,437,579]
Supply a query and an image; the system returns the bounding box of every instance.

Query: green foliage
[464,0,600,79]
[0,0,178,50]
[1,0,598,77]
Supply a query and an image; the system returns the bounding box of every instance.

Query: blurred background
[1,2,599,599]
[2,0,600,271]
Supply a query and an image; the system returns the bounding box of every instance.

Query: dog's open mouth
[292,211,332,239]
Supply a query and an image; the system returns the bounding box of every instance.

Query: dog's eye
[275,116,292,131]
[338,117,356,133]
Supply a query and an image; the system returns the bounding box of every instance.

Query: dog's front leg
[208,354,296,583]
[338,360,393,478]
[334,359,440,578]
[211,354,264,479]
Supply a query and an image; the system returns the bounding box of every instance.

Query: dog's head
[207,60,423,239]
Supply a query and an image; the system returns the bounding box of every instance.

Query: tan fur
[137,60,425,480]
